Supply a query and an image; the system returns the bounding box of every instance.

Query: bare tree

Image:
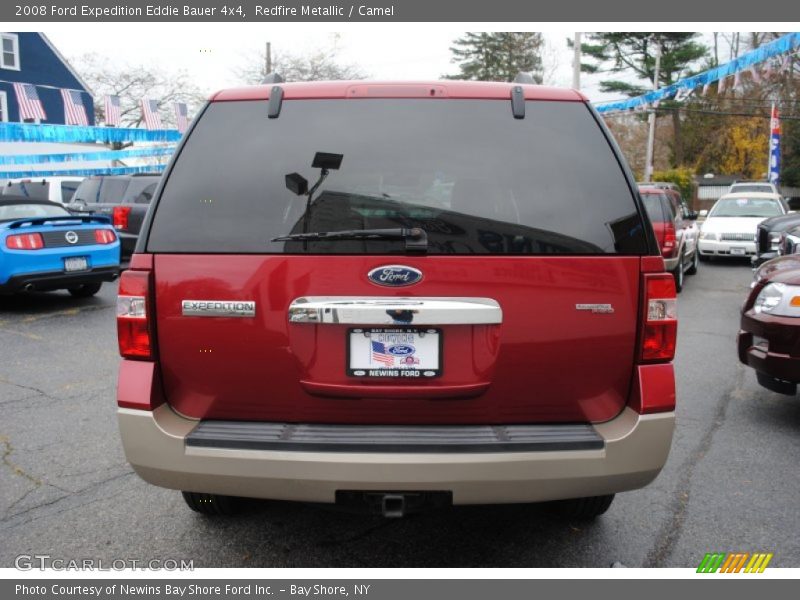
[73,53,206,147]
[234,42,367,84]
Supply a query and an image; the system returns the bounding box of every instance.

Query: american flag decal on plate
[371,341,395,366]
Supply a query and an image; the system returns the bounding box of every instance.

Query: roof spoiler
[6,215,112,229]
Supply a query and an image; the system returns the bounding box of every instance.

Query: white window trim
[0,91,7,122]
[1,33,20,71]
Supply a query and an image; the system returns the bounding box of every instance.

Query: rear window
[123,178,160,203]
[5,181,50,200]
[0,203,68,222]
[72,178,129,204]
[60,181,80,203]
[641,194,667,223]
[148,99,647,255]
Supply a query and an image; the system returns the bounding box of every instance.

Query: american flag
[371,341,395,366]
[174,102,189,133]
[104,94,121,127]
[60,89,89,126]
[13,83,46,121]
[141,98,162,130]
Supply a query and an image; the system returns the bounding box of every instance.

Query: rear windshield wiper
[272,227,428,253]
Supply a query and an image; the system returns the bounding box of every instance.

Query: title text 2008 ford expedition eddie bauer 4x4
[116,79,677,520]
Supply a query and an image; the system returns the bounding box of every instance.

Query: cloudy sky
[36,25,753,104]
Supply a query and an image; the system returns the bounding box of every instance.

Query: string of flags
[595,32,800,114]
[8,81,191,133]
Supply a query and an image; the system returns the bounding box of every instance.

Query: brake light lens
[94,229,116,244]
[113,205,132,230]
[640,273,677,363]
[662,221,677,258]
[6,233,44,250]
[117,270,153,359]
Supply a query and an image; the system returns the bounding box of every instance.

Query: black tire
[698,253,710,262]
[551,494,615,520]
[671,251,685,293]
[68,282,102,297]
[686,248,699,275]
[181,491,242,516]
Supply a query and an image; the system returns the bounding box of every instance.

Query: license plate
[730,247,746,256]
[64,257,88,272]
[348,328,441,378]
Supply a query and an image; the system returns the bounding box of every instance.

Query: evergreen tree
[579,33,707,165]
[446,32,544,83]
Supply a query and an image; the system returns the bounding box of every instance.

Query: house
[0,32,94,125]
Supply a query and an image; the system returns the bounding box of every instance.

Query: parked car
[753,213,800,267]
[68,174,160,259]
[116,79,677,519]
[739,254,800,394]
[729,180,781,195]
[3,177,83,204]
[0,196,120,296]
[639,185,699,292]
[698,192,789,260]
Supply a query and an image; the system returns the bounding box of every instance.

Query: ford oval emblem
[388,344,415,356]
[367,265,423,287]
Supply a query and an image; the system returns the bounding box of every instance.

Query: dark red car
[116,80,677,519]
[739,255,800,394]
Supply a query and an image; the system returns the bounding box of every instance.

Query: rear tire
[181,491,242,516]
[671,251,685,293]
[551,494,615,520]
[686,248,699,275]
[68,282,102,297]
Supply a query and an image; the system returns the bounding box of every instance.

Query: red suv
[116,80,677,519]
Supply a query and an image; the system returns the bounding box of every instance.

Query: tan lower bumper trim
[118,406,674,505]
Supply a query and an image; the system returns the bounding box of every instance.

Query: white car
[2,177,84,204]
[729,181,780,195]
[698,192,789,259]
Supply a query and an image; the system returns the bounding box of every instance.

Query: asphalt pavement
[1,260,799,568]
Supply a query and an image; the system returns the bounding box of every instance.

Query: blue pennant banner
[595,32,800,114]
[0,164,166,179]
[0,122,182,143]
[0,145,177,166]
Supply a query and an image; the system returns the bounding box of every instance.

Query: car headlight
[700,231,718,240]
[754,282,800,316]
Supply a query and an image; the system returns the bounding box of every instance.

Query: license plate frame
[347,327,442,378]
[64,256,89,272]
[730,246,746,256]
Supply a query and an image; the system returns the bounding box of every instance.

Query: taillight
[94,229,116,244]
[6,233,44,250]
[117,270,153,360]
[639,273,677,363]
[113,206,132,230]
[662,221,677,258]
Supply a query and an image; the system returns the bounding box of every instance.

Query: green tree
[446,32,544,83]
[580,33,707,165]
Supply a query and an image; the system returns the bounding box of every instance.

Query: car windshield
[5,181,50,200]
[731,184,773,193]
[0,203,70,222]
[709,197,783,218]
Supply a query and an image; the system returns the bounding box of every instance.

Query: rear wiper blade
[272,227,428,253]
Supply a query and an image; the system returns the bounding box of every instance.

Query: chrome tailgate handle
[288,297,502,325]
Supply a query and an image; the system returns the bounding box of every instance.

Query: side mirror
[699,209,708,217]
[285,173,309,196]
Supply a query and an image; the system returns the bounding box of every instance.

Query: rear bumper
[118,404,674,505]
[0,265,119,293]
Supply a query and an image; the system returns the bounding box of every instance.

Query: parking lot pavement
[1,261,799,568]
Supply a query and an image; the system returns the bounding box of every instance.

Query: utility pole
[572,32,581,90]
[644,39,662,183]
[265,42,272,75]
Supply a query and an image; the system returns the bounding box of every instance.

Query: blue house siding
[0,32,94,125]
